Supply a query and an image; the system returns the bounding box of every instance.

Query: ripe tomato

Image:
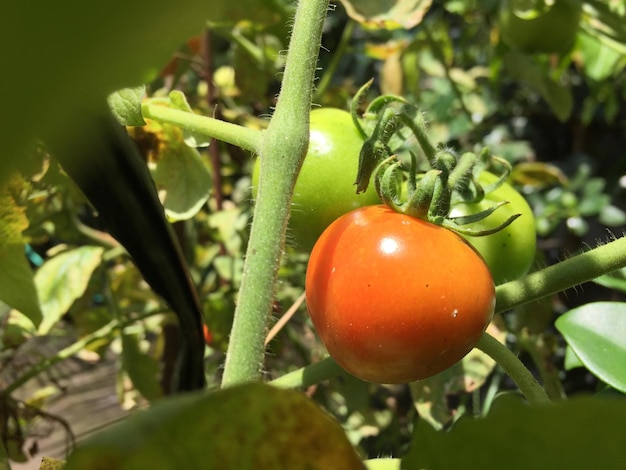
[252,108,380,251]
[499,0,582,55]
[305,205,495,384]
[450,172,536,285]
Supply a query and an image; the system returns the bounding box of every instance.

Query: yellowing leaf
[36,246,105,334]
[340,0,433,30]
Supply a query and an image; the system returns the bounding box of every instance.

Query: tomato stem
[495,235,626,313]
[140,102,262,153]
[221,0,330,387]
[476,333,551,406]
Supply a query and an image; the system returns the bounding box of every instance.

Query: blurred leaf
[340,0,433,30]
[555,302,626,393]
[578,32,625,81]
[593,267,626,293]
[411,323,505,430]
[364,458,400,469]
[108,86,147,126]
[0,245,42,326]
[122,333,163,401]
[65,383,362,469]
[36,246,105,334]
[599,204,626,226]
[503,52,573,121]
[404,394,626,468]
[39,457,67,470]
[0,1,283,182]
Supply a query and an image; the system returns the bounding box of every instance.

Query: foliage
[2,0,626,468]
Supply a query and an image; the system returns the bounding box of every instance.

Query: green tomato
[450,172,537,285]
[252,108,380,251]
[499,0,582,55]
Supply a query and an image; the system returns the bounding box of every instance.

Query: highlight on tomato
[305,205,496,384]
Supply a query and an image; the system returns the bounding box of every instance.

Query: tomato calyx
[350,81,521,238]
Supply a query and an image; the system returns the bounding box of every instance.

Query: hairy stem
[221,0,330,387]
[141,103,262,153]
[476,333,551,405]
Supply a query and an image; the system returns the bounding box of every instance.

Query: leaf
[39,456,66,470]
[64,383,362,469]
[0,245,42,326]
[0,0,282,181]
[404,395,626,469]
[108,86,147,126]
[121,333,163,401]
[36,246,105,334]
[410,323,506,430]
[593,267,626,293]
[339,0,433,30]
[150,133,212,221]
[555,302,626,393]
[503,51,573,121]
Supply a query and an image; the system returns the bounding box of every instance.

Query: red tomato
[305,205,495,383]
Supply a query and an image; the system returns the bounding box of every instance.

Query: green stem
[476,333,551,405]
[221,0,330,387]
[270,356,345,388]
[495,236,626,313]
[141,103,262,153]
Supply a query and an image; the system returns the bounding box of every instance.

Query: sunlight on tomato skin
[305,205,496,384]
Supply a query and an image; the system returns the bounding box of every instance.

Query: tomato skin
[305,205,495,384]
[253,108,380,251]
[450,172,536,285]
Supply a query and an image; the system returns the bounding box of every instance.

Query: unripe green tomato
[450,172,537,285]
[499,0,582,55]
[252,108,380,251]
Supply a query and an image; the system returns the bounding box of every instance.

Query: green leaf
[555,302,626,393]
[404,395,626,469]
[564,345,585,370]
[121,333,163,401]
[150,137,212,221]
[593,267,626,293]
[65,383,362,469]
[0,1,282,181]
[108,86,147,126]
[503,52,573,121]
[36,246,105,334]
[339,0,433,29]
[0,244,42,326]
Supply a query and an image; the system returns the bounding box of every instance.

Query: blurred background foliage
[2,0,626,465]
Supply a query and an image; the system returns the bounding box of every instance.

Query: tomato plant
[305,205,496,384]
[450,171,537,285]
[253,108,380,251]
[499,0,582,55]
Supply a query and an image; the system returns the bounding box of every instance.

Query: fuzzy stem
[220,0,330,387]
[141,103,262,153]
[476,333,551,405]
[495,236,626,313]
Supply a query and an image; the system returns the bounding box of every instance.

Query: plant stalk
[221,0,330,387]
